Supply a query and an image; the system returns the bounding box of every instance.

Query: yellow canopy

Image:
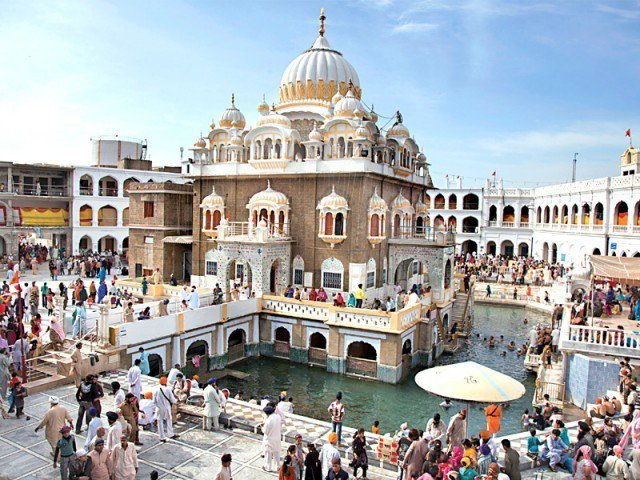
[414,361,526,403]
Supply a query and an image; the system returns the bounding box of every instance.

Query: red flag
[627,129,632,137]
[491,171,496,176]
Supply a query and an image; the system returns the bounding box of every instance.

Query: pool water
[220,305,548,436]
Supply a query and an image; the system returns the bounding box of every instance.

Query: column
[97,303,110,347]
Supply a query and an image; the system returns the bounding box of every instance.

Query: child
[12,380,27,418]
[526,428,541,467]
[372,420,380,435]
[521,409,531,430]
[6,372,19,413]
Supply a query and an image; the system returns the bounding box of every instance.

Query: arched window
[334,213,344,235]
[449,194,457,209]
[425,195,431,209]
[581,203,591,225]
[434,215,445,230]
[370,214,380,236]
[447,216,457,231]
[503,206,515,223]
[79,205,93,226]
[552,205,559,223]
[463,194,479,210]
[615,201,629,225]
[292,255,304,286]
[434,194,445,209]
[561,205,569,224]
[99,176,118,197]
[462,216,478,233]
[321,257,344,291]
[536,207,542,223]
[571,204,579,225]
[520,206,529,224]
[213,210,222,229]
[98,206,117,227]
[205,210,212,229]
[324,212,334,235]
[489,205,497,222]
[594,203,604,225]
[122,207,129,226]
[366,258,376,289]
[544,206,550,223]
[278,211,285,233]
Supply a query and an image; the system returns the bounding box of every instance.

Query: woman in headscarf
[458,456,478,480]
[573,445,597,480]
[47,317,65,350]
[476,443,493,476]
[620,409,640,450]
[448,445,464,471]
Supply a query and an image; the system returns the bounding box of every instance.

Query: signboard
[611,243,617,250]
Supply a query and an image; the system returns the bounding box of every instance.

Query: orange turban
[143,392,152,399]
[160,377,167,385]
[328,432,338,444]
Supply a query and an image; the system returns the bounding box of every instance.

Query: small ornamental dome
[258,96,270,116]
[201,186,224,208]
[377,133,387,146]
[416,152,427,163]
[255,107,292,128]
[194,136,207,148]
[230,132,243,146]
[334,89,363,118]
[248,181,289,208]
[317,185,348,211]
[219,94,246,129]
[369,188,387,211]
[355,122,372,141]
[415,199,428,214]
[309,122,323,142]
[209,119,216,130]
[391,192,412,210]
[331,92,343,105]
[369,107,379,123]
[387,122,410,137]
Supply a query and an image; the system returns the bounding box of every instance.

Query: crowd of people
[455,253,568,287]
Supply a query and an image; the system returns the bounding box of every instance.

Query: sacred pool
[219,304,546,436]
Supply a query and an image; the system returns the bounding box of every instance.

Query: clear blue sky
[0,0,638,186]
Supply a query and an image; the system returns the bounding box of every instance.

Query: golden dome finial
[231,93,235,106]
[319,8,326,36]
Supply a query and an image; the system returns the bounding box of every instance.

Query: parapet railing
[260,295,427,333]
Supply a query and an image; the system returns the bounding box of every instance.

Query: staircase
[451,283,475,338]
[24,332,105,394]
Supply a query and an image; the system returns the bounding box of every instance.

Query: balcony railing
[613,225,628,233]
[390,225,455,244]
[488,221,497,227]
[12,184,68,197]
[502,221,515,228]
[519,222,530,228]
[217,221,291,242]
[79,187,93,196]
[462,204,479,210]
[99,187,118,197]
[462,226,478,233]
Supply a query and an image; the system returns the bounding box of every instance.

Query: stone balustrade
[261,295,424,333]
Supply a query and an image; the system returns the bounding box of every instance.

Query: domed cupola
[391,191,413,211]
[317,185,349,247]
[334,88,364,118]
[201,186,225,238]
[309,122,323,142]
[219,94,246,129]
[193,136,207,148]
[255,105,293,128]
[258,95,270,116]
[388,118,410,138]
[278,9,361,113]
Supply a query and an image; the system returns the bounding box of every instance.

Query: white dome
[309,122,323,142]
[317,185,348,210]
[201,186,224,208]
[279,11,361,105]
[331,92,343,104]
[415,199,428,214]
[369,188,387,211]
[258,96,270,115]
[255,109,292,128]
[388,122,410,137]
[355,122,372,141]
[219,94,246,129]
[392,192,412,210]
[193,136,207,148]
[333,89,363,118]
[248,181,289,208]
[377,133,387,146]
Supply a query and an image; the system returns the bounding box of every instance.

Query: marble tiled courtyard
[0,383,401,480]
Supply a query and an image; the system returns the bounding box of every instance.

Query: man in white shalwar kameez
[202,379,222,430]
[127,359,142,400]
[111,435,138,479]
[12,335,29,372]
[188,287,200,309]
[153,377,178,442]
[321,432,340,477]
[262,405,282,472]
[105,411,123,452]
